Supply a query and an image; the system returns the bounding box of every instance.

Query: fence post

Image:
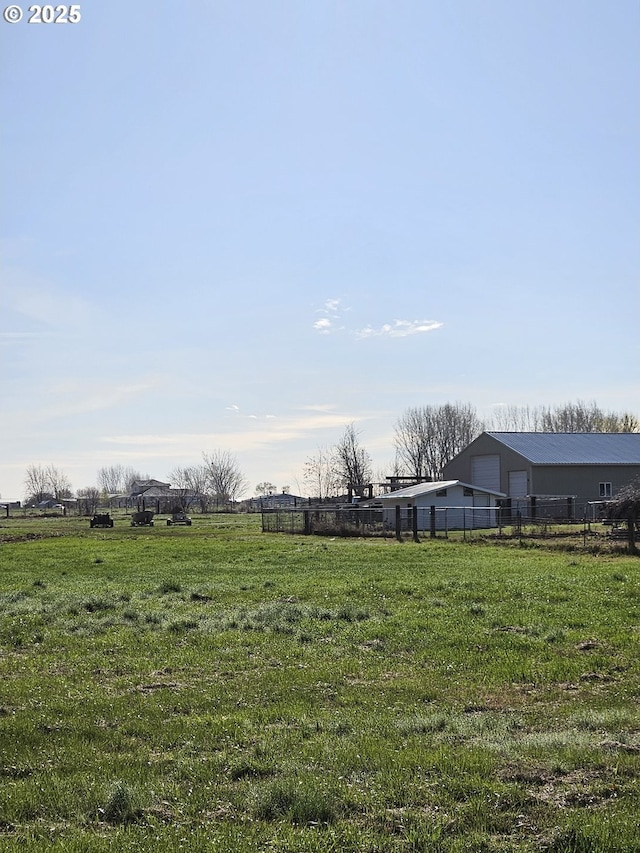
[395,505,402,541]
[412,506,419,543]
[303,510,310,535]
[430,505,436,538]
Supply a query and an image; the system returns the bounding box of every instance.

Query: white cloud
[300,403,338,412]
[224,405,280,421]
[355,320,443,339]
[313,297,442,340]
[313,318,332,333]
[313,297,348,334]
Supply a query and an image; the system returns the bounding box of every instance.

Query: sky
[1,0,639,501]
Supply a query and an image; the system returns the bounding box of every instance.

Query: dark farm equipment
[89,513,114,528]
[131,510,155,527]
[167,511,192,526]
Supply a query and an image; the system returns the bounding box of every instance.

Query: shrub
[158,580,182,594]
[100,781,142,825]
[250,777,343,824]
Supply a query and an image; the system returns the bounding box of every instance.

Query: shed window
[436,489,447,497]
[463,487,474,497]
[599,482,612,498]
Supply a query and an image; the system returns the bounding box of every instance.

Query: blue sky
[1,0,638,500]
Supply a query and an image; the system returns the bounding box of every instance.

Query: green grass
[1,513,639,851]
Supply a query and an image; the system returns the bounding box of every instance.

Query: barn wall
[445,436,640,510]
[532,465,640,509]
[443,434,532,495]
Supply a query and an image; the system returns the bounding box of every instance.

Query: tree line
[305,400,638,498]
[19,399,638,506]
[21,450,248,513]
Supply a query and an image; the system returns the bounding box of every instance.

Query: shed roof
[485,432,640,465]
[129,479,172,497]
[376,480,505,501]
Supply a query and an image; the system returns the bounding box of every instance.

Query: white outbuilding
[372,480,506,531]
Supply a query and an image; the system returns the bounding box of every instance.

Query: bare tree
[255,481,277,496]
[488,405,544,432]
[46,464,72,500]
[333,424,373,498]
[169,464,212,512]
[188,464,212,513]
[97,465,123,494]
[542,400,602,433]
[23,464,53,505]
[393,408,431,481]
[619,413,640,433]
[394,403,484,481]
[168,466,195,510]
[23,463,71,504]
[489,400,639,434]
[303,445,340,501]
[607,477,640,555]
[77,486,101,515]
[169,464,211,511]
[202,450,247,510]
[97,465,146,495]
[540,400,639,433]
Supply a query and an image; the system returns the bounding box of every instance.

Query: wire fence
[261,504,633,549]
[262,506,507,538]
[261,507,386,537]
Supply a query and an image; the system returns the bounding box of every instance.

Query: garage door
[508,470,528,497]
[471,454,500,492]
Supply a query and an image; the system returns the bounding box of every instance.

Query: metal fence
[261,507,386,537]
[261,505,504,538]
[261,504,630,547]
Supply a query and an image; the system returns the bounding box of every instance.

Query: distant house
[108,480,203,511]
[442,432,640,518]
[128,479,177,512]
[371,480,505,530]
[0,501,20,518]
[129,479,172,498]
[37,499,63,510]
[250,492,306,510]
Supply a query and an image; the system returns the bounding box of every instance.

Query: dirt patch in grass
[500,763,625,811]
[132,681,182,693]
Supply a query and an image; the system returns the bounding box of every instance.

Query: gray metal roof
[486,432,640,465]
[376,480,505,500]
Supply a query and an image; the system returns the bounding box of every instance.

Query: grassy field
[1,513,639,851]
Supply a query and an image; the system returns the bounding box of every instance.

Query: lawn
[1,513,639,851]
